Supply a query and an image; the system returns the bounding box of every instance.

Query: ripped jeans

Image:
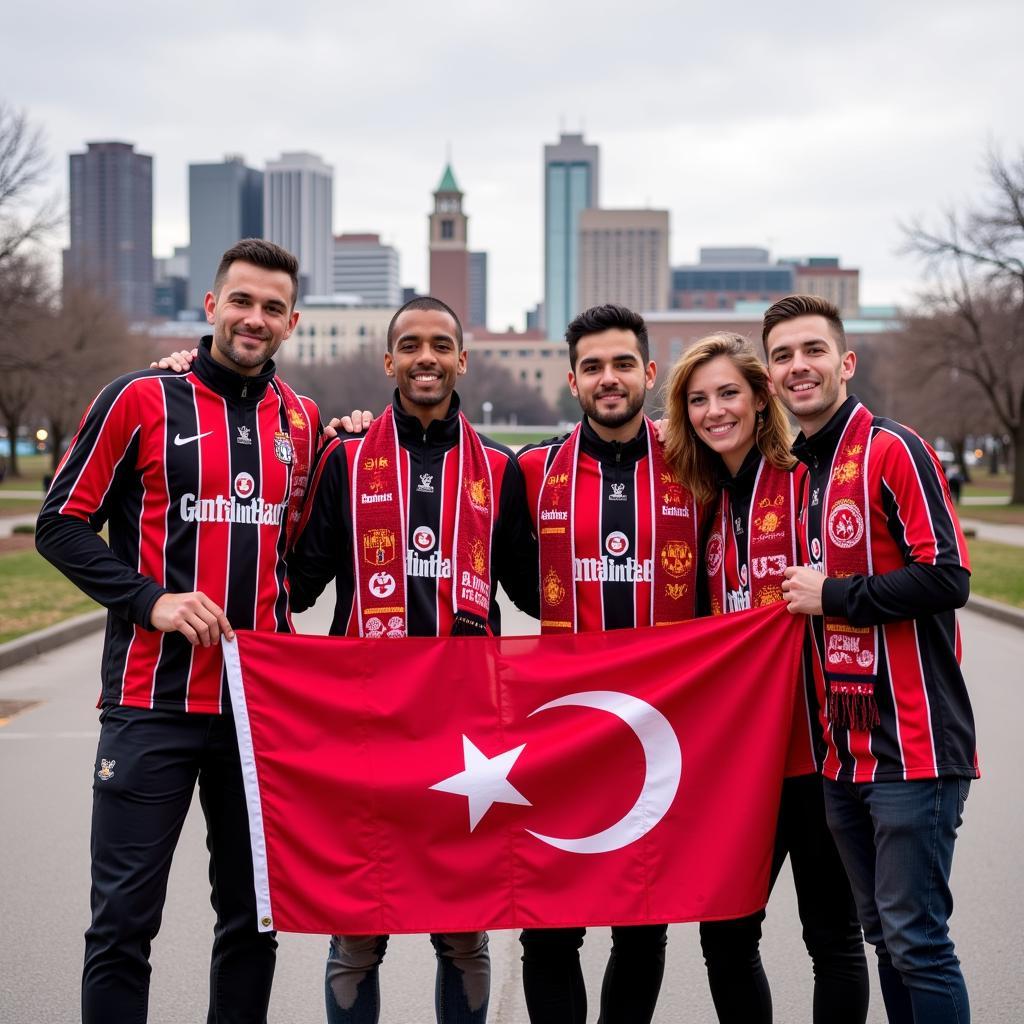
[325,932,489,1024]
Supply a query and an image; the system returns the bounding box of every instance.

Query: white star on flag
[430,735,532,831]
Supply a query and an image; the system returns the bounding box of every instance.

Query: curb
[0,609,106,673]
[965,594,1024,631]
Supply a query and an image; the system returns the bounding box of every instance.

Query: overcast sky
[6,0,1021,330]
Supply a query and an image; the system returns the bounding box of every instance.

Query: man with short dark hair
[36,238,318,1023]
[763,294,977,1023]
[286,294,539,1024]
[515,303,699,1024]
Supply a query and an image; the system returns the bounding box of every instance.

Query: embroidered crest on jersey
[608,482,627,501]
[236,425,252,446]
[97,759,116,781]
[466,477,489,512]
[364,528,397,565]
[605,531,629,556]
[369,572,396,598]
[660,540,693,578]
[543,569,566,607]
[273,431,293,464]
[827,498,865,548]
[412,526,435,552]
[417,473,434,493]
[234,472,255,498]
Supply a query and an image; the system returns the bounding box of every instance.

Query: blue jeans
[823,777,971,1024]
[325,932,489,1023]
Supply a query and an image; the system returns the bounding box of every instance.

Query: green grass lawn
[0,497,41,514]
[962,472,1011,499]
[486,429,560,446]
[0,548,98,644]
[967,538,1024,609]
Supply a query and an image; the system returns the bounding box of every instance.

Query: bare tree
[902,148,1024,502]
[36,286,148,472]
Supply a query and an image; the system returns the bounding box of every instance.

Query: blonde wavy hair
[662,333,795,506]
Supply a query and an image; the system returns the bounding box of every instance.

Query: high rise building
[187,156,263,310]
[331,234,402,306]
[782,256,860,318]
[468,251,488,328]
[577,209,670,314]
[264,151,333,298]
[428,164,469,326]
[543,132,599,335]
[63,141,153,320]
[154,245,190,319]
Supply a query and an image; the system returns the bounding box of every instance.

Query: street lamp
[482,401,493,427]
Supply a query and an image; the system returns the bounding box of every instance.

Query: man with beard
[36,239,319,1022]
[763,294,976,1023]
[285,295,539,1024]
[515,303,699,1023]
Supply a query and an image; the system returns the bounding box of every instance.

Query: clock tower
[428,164,470,328]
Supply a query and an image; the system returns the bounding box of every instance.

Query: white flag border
[222,636,274,932]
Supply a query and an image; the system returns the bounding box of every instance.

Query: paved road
[1,601,1021,1023]
[959,517,1024,548]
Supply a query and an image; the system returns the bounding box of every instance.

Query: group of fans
[37,238,977,1024]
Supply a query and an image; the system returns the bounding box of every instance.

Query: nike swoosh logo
[173,431,213,446]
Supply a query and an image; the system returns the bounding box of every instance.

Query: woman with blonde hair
[662,333,868,1024]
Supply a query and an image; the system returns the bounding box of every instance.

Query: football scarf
[816,403,880,731]
[538,417,698,634]
[352,405,495,639]
[271,377,313,549]
[705,456,798,615]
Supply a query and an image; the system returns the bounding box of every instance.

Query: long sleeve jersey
[36,338,320,714]
[793,396,977,782]
[287,392,540,637]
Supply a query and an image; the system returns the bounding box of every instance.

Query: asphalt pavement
[1,599,1022,1022]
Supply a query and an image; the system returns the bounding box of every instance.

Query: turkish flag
[223,603,805,934]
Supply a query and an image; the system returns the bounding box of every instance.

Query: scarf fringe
[828,690,881,732]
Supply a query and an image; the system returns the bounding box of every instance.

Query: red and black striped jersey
[36,339,320,714]
[287,394,540,637]
[793,397,977,783]
[518,419,680,632]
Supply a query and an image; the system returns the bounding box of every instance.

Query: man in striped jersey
[765,294,976,1023]
[36,239,319,1023]
[515,304,698,1024]
[285,295,539,1024]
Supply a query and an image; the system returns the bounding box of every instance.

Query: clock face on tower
[439,198,458,213]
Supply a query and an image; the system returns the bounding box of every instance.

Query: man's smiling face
[384,308,466,413]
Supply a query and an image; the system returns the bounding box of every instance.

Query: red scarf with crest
[351,405,495,638]
[537,418,698,634]
[705,456,798,615]
[815,403,880,731]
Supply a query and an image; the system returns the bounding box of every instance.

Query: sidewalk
[959,517,1024,548]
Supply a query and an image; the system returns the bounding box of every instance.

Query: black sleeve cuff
[821,576,854,617]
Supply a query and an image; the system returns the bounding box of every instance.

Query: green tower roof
[436,163,461,193]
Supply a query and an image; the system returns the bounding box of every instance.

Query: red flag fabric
[223,603,805,935]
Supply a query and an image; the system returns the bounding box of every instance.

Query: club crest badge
[605,531,629,557]
[97,759,116,781]
[234,472,255,498]
[363,528,397,565]
[369,572,396,598]
[236,425,252,446]
[273,431,293,464]
[660,540,693,579]
[413,526,435,552]
[705,532,725,577]
[466,478,489,512]
[417,473,434,493]
[543,569,566,607]
[811,537,822,561]
[471,538,487,575]
[827,499,865,549]
[608,483,627,502]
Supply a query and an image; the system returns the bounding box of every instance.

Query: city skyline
[6,0,1020,331]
